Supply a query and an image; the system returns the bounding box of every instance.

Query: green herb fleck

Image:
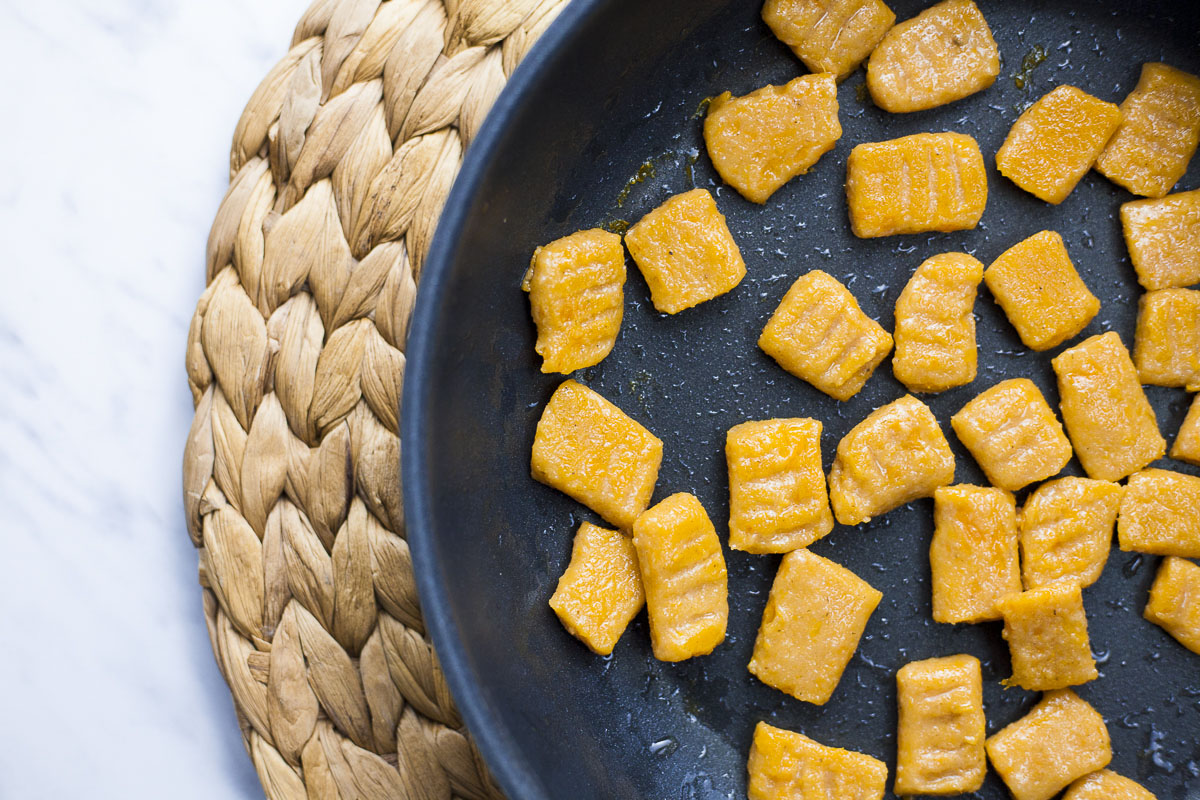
[691,95,715,119]
[855,82,870,104]
[1013,45,1046,89]
[628,368,655,408]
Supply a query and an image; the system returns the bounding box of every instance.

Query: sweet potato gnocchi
[997,582,1098,691]
[704,73,842,204]
[1117,468,1200,558]
[524,229,626,373]
[624,188,745,314]
[1120,188,1200,290]
[531,380,663,529]
[895,654,986,795]
[1052,332,1166,482]
[985,690,1112,800]
[1096,62,1200,198]
[828,395,955,526]
[725,418,833,554]
[1133,287,1200,389]
[891,252,983,393]
[996,85,1122,204]
[1171,394,1200,466]
[845,132,987,238]
[1063,770,1159,800]
[950,378,1072,492]
[748,549,881,705]
[549,522,644,655]
[929,485,1021,625]
[1018,477,1121,591]
[632,493,728,661]
[758,270,893,400]
[761,0,896,81]
[1144,556,1200,655]
[984,230,1100,351]
[747,721,888,800]
[866,0,998,113]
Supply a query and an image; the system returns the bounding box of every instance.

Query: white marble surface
[0,2,313,797]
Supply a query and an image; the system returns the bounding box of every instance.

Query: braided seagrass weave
[182,1,567,795]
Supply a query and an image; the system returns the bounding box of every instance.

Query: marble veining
[0,2,311,797]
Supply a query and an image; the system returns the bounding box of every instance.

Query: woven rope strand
[184,1,568,796]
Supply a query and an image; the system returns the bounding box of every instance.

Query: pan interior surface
[404,1,1200,798]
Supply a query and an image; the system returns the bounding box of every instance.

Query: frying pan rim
[402,1,611,799]
[402,3,1200,799]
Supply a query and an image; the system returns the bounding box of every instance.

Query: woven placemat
[182,1,567,796]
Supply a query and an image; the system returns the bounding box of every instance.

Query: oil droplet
[1013,45,1047,89]
[859,652,889,672]
[1123,553,1144,578]
[1146,725,1175,773]
[602,218,630,236]
[1119,711,1143,729]
[615,160,658,207]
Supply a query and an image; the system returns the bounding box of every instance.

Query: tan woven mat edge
[182,1,569,796]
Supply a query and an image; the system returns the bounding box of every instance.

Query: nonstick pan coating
[404,1,1200,797]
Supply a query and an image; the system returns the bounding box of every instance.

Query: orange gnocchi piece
[895,654,986,795]
[758,270,893,400]
[632,493,728,661]
[725,418,834,554]
[1052,332,1166,482]
[892,252,983,393]
[1117,468,1200,558]
[1096,62,1200,198]
[986,690,1112,800]
[531,380,663,529]
[984,231,1100,351]
[624,188,745,314]
[846,132,987,238]
[1019,477,1122,591]
[748,549,882,705]
[762,0,896,81]
[1144,556,1200,655]
[950,378,1073,492]
[524,229,625,374]
[929,485,1022,624]
[829,395,955,525]
[1170,394,1200,466]
[1064,770,1158,800]
[996,85,1122,204]
[704,74,842,204]
[1120,188,1200,290]
[1133,287,1200,389]
[747,721,888,800]
[548,522,644,655]
[996,583,1098,691]
[866,0,998,113]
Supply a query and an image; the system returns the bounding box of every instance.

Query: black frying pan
[403,1,1200,797]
